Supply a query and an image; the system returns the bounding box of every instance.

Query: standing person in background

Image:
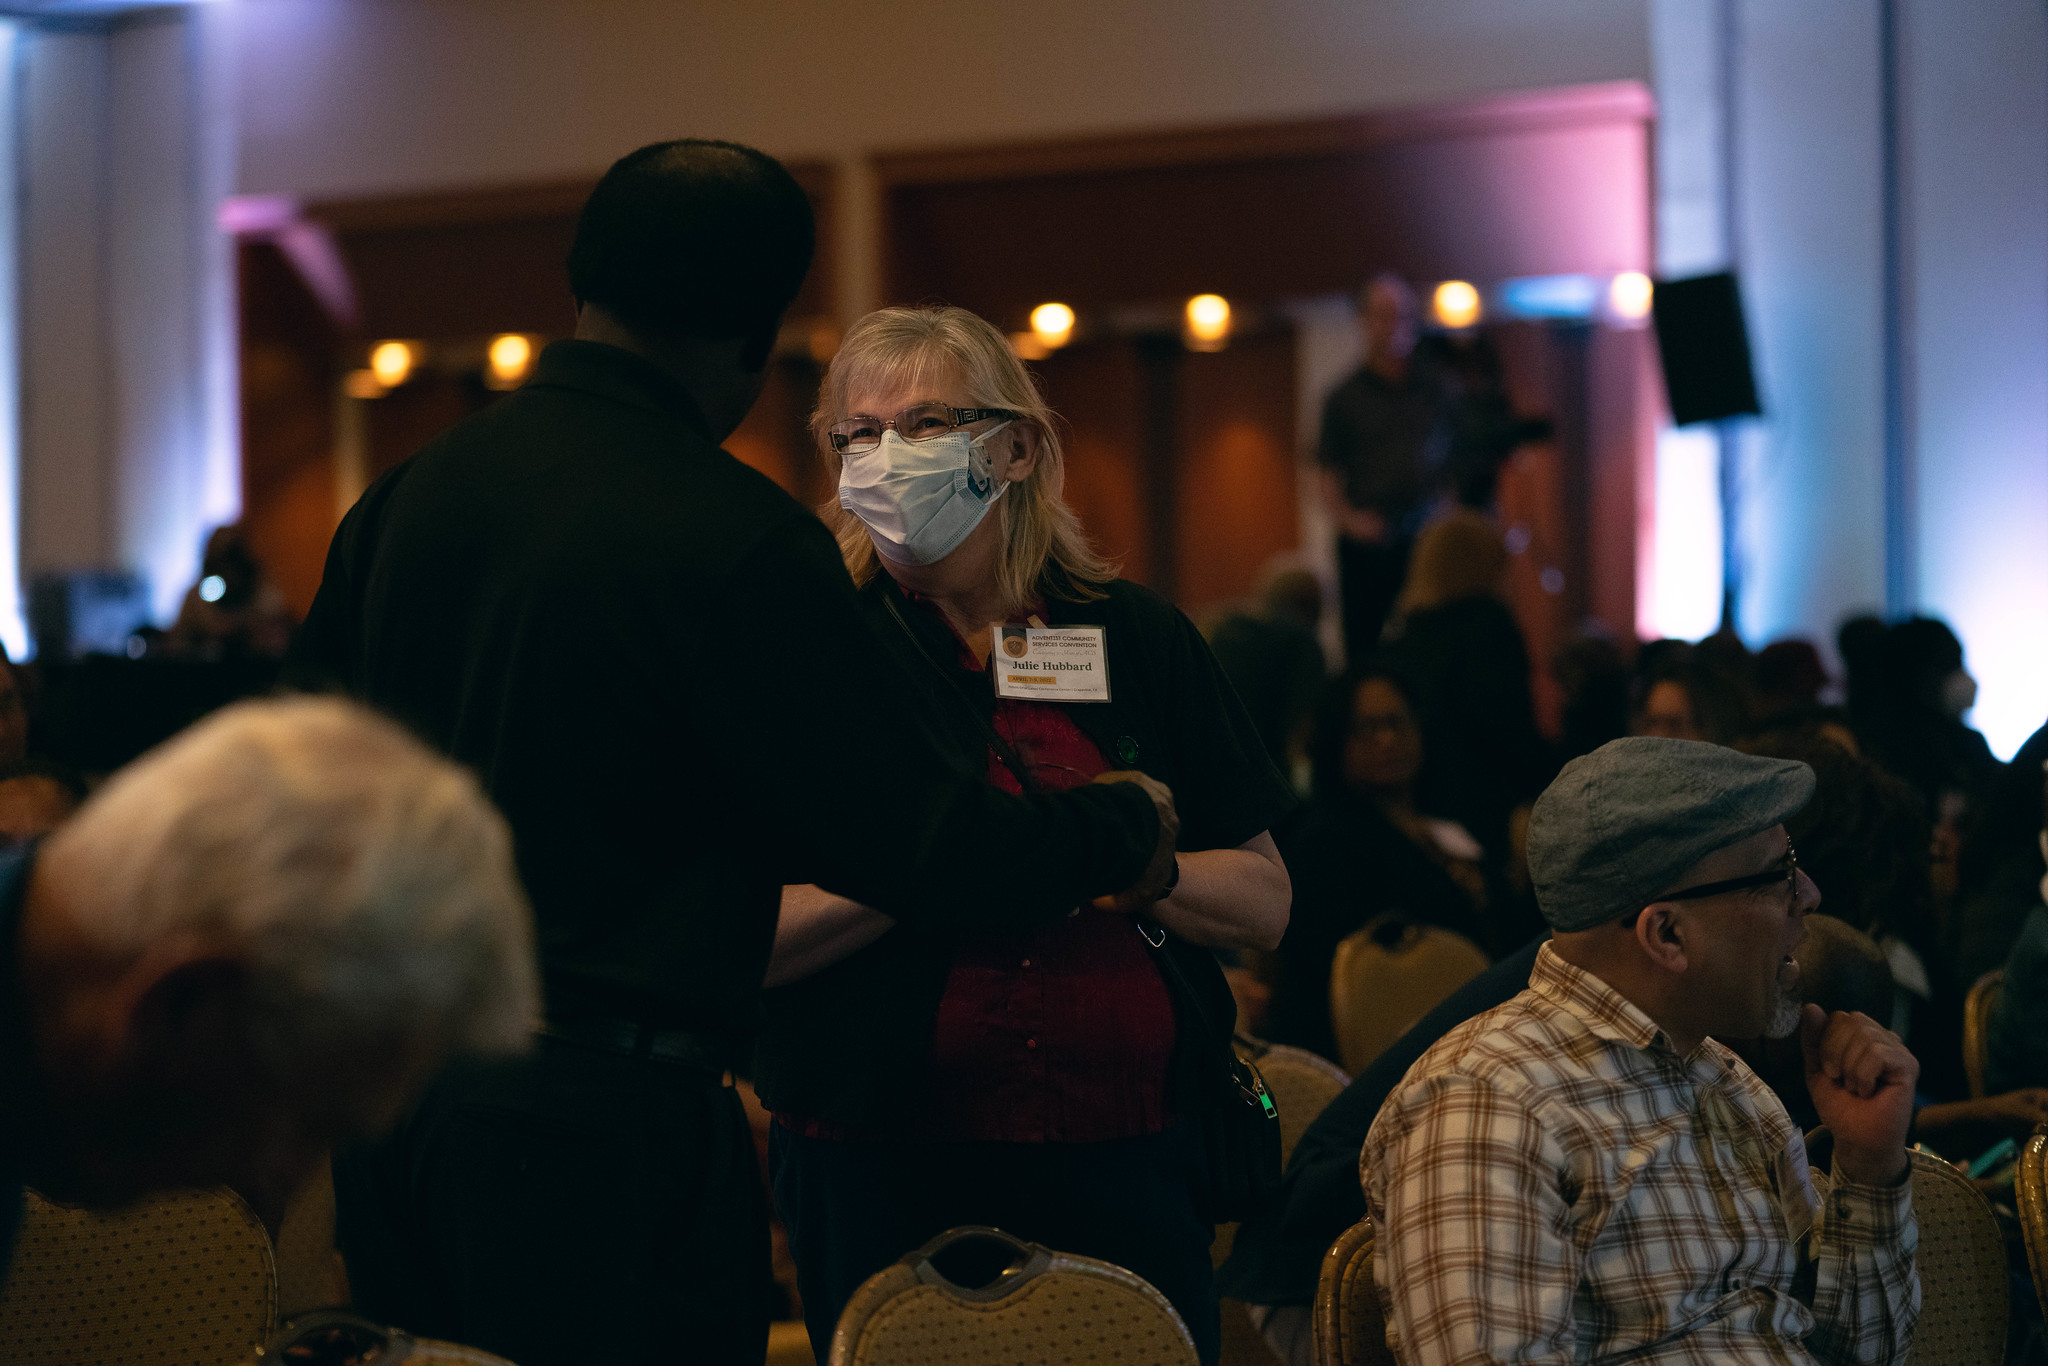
[290,143,1175,1366]
[1383,509,1551,859]
[758,305,1293,1366]
[1316,274,1444,661]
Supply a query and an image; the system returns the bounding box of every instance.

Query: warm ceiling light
[1010,331,1052,361]
[369,340,416,388]
[1432,281,1482,330]
[487,333,534,387]
[1029,302,1075,349]
[1184,294,1232,351]
[1609,271,1654,321]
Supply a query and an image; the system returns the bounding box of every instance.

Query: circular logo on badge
[1002,635,1029,659]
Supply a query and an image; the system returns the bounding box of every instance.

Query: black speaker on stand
[1650,271,1763,634]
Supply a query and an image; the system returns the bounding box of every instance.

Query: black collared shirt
[290,341,1157,1039]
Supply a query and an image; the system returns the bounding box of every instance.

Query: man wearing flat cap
[1363,737,1920,1366]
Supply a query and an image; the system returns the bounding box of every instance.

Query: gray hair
[41,696,540,1073]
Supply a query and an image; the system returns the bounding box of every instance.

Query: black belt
[537,1017,735,1074]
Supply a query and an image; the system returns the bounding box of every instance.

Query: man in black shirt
[1316,274,1444,660]
[291,141,1174,1365]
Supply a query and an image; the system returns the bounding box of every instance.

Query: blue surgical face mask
[838,423,1012,566]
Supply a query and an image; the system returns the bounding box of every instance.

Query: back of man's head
[567,139,814,369]
[26,697,539,1211]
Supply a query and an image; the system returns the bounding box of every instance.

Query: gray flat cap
[1528,737,1815,931]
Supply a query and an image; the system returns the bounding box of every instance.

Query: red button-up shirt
[780,598,1177,1144]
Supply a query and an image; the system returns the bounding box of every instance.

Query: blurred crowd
[1207,516,2048,1118]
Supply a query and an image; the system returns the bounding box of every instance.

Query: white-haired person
[0,696,539,1283]
[753,304,1296,1365]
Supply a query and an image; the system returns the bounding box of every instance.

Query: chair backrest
[1899,1148,2008,1366]
[829,1225,1198,1366]
[0,1187,278,1366]
[272,1154,349,1317]
[1329,917,1489,1076]
[1312,1218,1392,1366]
[243,1310,522,1365]
[2015,1125,2048,1337]
[1235,1037,1351,1168]
[1962,969,2003,1100]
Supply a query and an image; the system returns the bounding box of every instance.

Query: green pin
[1116,735,1139,765]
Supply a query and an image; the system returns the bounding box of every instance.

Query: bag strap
[879,589,1042,796]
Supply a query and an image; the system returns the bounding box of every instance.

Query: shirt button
[1025,1039,1038,1049]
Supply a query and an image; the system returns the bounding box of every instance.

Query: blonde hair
[812,305,1116,609]
[1397,508,1510,614]
[44,696,541,1073]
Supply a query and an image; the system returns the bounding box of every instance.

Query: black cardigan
[752,574,1298,1127]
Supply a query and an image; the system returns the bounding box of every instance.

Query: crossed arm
[765,830,1289,989]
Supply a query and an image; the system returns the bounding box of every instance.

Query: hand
[1919,1088,2048,1139]
[1089,770,1179,914]
[1801,1004,1918,1186]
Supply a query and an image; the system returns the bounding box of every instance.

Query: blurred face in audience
[1344,677,1424,799]
[1636,679,1702,742]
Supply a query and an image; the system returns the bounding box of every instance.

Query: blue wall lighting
[1497,274,1601,321]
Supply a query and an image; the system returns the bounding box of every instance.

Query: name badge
[991,624,1110,702]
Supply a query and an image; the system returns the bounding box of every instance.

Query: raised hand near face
[1800,1003,1918,1186]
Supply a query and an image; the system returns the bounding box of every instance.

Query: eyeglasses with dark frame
[1619,843,1800,927]
[828,403,1018,456]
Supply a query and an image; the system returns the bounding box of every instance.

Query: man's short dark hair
[567,140,814,365]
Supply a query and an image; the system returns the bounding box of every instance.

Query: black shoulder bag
[878,592,1283,1224]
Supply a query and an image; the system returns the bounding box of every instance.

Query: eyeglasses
[1620,844,1800,926]
[828,403,1017,456]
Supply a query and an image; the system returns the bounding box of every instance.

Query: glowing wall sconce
[369,340,418,389]
[1608,271,1654,323]
[342,369,387,400]
[1184,293,1231,351]
[1431,280,1482,329]
[486,333,535,389]
[1029,302,1076,350]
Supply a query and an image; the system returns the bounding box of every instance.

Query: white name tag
[990,624,1110,702]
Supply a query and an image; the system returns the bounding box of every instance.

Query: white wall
[1731,0,1888,654]
[1903,0,2048,760]
[18,10,240,636]
[228,0,1655,198]
[1646,0,2047,757]
[224,0,1653,318]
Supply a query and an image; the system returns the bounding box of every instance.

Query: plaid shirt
[1362,943,1918,1366]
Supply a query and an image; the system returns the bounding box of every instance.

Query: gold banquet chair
[1216,1040,1352,1366]
[1329,916,1488,1077]
[2017,1124,2048,1329]
[0,1187,278,1366]
[1962,968,2004,1099]
[1233,1036,1351,1169]
[1311,1217,1392,1366]
[246,1310,522,1365]
[1812,1135,2007,1366]
[828,1225,1199,1366]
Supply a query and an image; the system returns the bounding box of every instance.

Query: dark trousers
[334,1038,770,1366]
[1336,534,1410,663]
[769,1120,1219,1366]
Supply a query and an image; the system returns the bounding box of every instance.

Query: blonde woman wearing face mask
[752,305,1295,1365]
